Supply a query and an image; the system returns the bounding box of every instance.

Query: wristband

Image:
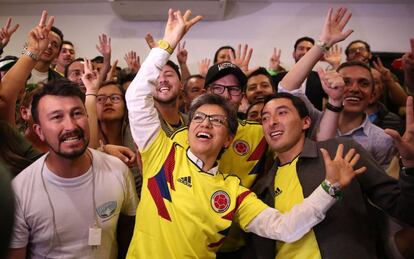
[315,40,330,53]
[326,102,344,113]
[85,93,97,97]
[321,179,343,200]
[21,48,39,61]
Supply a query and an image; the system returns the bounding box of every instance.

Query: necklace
[40,150,99,257]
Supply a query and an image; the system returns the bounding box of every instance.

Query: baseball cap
[0,56,18,72]
[204,62,247,90]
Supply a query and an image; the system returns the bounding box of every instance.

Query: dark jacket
[245,137,414,259]
[371,102,404,135]
[273,71,327,111]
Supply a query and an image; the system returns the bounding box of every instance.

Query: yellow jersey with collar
[126,130,268,259]
[170,119,268,189]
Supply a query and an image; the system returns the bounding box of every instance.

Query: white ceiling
[0,0,413,4]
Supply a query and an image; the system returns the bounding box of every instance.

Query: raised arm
[126,9,201,151]
[81,59,100,148]
[95,33,111,83]
[0,17,19,55]
[176,41,191,81]
[280,8,353,91]
[0,11,53,125]
[403,39,414,94]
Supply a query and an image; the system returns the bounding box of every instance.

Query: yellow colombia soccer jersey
[172,120,268,189]
[274,157,321,259]
[126,130,268,259]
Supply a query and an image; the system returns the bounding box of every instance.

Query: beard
[46,128,89,160]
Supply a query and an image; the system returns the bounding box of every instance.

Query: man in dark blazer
[245,92,414,259]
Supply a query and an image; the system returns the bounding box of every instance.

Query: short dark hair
[345,40,371,56]
[51,26,64,49]
[91,56,104,63]
[165,60,181,81]
[61,40,73,47]
[246,67,275,91]
[64,58,84,78]
[117,68,137,87]
[183,74,205,93]
[337,60,374,89]
[263,92,310,119]
[246,101,264,117]
[189,93,238,137]
[213,46,236,64]
[31,79,85,124]
[294,37,314,50]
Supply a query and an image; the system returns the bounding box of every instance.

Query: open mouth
[344,96,362,103]
[269,130,283,138]
[60,130,84,144]
[158,86,170,93]
[196,132,212,139]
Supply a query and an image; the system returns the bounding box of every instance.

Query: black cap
[204,62,247,91]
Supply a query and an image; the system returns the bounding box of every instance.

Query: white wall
[1,1,413,72]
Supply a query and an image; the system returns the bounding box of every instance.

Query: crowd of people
[0,7,414,259]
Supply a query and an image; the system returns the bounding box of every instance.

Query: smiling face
[39,32,62,64]
[57,43,75,68]
[96,84,125,122]
[293,40,314,63]
[188,104,233,161]
[246,74,274,104]
[33,95,89,159]
[207,74,242,111]
[262,98,310,163]
[339,65,374,114]
[152,64,182,104]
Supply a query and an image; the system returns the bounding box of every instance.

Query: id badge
[88,227,102,246]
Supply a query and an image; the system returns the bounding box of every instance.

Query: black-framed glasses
[96,94,123,104]
[192,111,227,126]
[209,83,242,96]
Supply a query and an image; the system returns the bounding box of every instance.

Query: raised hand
[96,33,111,59]
[317,67,344,106]
[124,50,140,73]
[163,9,202,51]
[198,58,211,77]
[385,96,414,168]
[0,17,19,49]
[82,59,99,94]
[269,47,281,72]
[176,41,188,64]
[145,32,157,49]
[230,43,259,75]
[27,10,54,57]
[372,57,393,82]
[320,144,366,188]
[322,44,342,69]
[319,8,353,47]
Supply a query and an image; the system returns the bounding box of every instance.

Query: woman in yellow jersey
[125,8,365,259]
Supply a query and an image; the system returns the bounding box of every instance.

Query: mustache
[59,128,85,142]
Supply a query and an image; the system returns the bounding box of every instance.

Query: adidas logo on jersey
[178,176,192,187]
[274,187,283,197]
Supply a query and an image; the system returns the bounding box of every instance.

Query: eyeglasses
[348,47,368,55]
[192,111,227,126]
[96,94,123,104]
[209,83,242,96]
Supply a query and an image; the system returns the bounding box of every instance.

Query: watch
[315,40,330,52]
[21,48,39,61]
[321,179,343,200]
[157,40,174,55]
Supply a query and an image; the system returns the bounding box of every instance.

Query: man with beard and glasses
[8,68,138,258]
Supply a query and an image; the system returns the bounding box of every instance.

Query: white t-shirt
[10,149,139,259]
[28,68,48,85]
